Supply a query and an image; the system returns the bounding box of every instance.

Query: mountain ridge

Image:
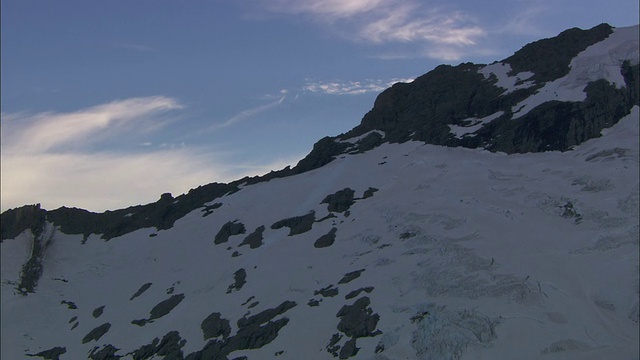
[2,23,638,243]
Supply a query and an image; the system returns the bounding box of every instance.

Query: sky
[1,0,638,213]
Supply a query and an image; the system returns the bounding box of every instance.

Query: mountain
[1,24,638,360]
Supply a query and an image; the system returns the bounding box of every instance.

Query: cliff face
[343,23,638,154]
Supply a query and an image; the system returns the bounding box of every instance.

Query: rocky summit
[1,24,639,360]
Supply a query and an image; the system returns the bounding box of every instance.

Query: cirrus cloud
[303,78,414,95]
[1,96,182,154]
[263,0,486,60]
[0,97,297,212]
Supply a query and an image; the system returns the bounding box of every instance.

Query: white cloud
[303,78,414,95]
[498,6,550,37]
[2,96,182,154]
[358,5,484,45]
[268,0,384,18]
[114,42,155,52]
[207,95,286,131]
[0,97,295,212]
[263,0,486,60]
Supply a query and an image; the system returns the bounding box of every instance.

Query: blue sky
[1,0,638,212]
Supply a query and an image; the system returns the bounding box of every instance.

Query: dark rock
[0,204,46,241]
[345,287,374,300]
[326,333,343,357]
[314,227,337,248]
[231,251,240,257]
[82,323,112,344]
[71,322,78,330]
[505,23,613,84]
[317,212,338,222]
[399,232,416,239]
[131,318,148,327]
[128,337,159,360]
[88,344,121,360]
[201,312,231,340]
[346,62,505,147]
[464,63,639,154]
[314,285,339,298]
[241,296,255,306]
[236,301,297,329]
[226,269,247,294]
[215,221,246,245]
[271,211,316,236]
[322,188,356,213]
[410,311,430,323]
[156,331,186,359]
[149,294,185,320]
[185,303,297,359]
[361,187,379,199]
[61,300,77,309]
[559,201,583,224]
[336,297,382,339]
[130,282,152,301]
[229,318,291,351]
[16,209,49,295]
[26,346,66,360]
[351,131,385,153]
[292,136,350,174]
[68,316,77,323]
[338,269,365,284]
[339,337,359,359]
[202,202,223,217]
[184,339,224,360]
[93,305,105,318]
[248,301,259,309]
[192,303,295,357]
[239,225,265,249]
[44,182,238,241]
[308,299,321,307]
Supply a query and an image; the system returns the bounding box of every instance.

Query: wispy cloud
[358,5,484,45]
[498,6,550,37]
[0,97,293,212]
[2,97,182,154]
[267,0,384,18]
[207,93,286,131]
[303,78,414,95]
[114,42,155,52]
[263,0,486,60]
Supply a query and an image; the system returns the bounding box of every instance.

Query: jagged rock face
[343,23,639,154]
[504,23,614,83]
[349,63,507,145]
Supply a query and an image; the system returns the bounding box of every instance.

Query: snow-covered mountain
[1,24,638,360]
